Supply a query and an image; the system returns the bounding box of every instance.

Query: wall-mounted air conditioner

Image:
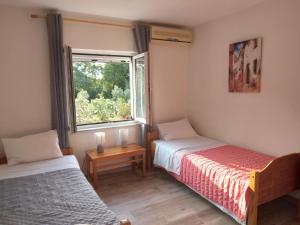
[150,25,192,43]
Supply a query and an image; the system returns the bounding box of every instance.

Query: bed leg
[248,170,259,225]
[248,204,258,225]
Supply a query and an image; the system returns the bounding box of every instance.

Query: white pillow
[2,130,63,166]
[157,118,198,141]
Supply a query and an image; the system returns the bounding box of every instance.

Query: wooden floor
[96,169,299,225]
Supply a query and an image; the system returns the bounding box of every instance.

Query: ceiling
[0,0,269,27]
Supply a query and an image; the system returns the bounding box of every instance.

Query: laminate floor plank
[96,169,298,225]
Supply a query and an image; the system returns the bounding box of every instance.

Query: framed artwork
[229,38,262,92]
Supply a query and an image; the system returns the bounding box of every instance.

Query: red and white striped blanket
[173,145,273,223]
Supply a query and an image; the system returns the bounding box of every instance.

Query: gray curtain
[133,23,151,168]
[47,12,70,148]
[133,23,150,54]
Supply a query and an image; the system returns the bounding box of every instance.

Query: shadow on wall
[69,125,140,165]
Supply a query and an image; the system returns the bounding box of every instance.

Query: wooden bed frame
[0,147,131,225]
[147,130,300,225]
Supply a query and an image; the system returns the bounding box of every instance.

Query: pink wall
[0,6,139,161]
[0,5,189,162]
[1,0,299,160]
[150,42,190,124]
[188,0,300,156]
[0,7,51,145]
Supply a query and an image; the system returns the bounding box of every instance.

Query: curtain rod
[30,14,133,29]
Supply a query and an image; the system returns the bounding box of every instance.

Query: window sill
[76,120,140,132]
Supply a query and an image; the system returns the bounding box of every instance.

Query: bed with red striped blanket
[149,131,300,225]
[173,145,273,224]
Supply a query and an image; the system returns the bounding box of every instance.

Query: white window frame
[71,52,135,129]
[132,52,149,124]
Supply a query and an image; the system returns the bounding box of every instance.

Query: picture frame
[229,38,262,93]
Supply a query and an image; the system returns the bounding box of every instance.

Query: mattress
[0,155,80,180]
[0,156,120,225]
[153,137,273,224]
[153,135,225,175]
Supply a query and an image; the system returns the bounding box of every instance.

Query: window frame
[71,52,135,129]
[132,52,149,124]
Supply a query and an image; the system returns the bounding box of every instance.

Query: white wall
[0,5,190,164]
[188,0,300,157]
[63,16,139,163]
[0,6,51,154]
[64,20,135,51]
[0,6,140,162]
[150,42,190,124]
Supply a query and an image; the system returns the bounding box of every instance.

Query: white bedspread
[153,136,225,175]
[0,155,80,180]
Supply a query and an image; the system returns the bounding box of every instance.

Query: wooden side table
[86,144,146,188]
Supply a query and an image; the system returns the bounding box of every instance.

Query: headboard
[147,130,159,158]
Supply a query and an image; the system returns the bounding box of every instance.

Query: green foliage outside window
[73,61,131,125]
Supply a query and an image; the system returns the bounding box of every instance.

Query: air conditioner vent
[150,26,192,43]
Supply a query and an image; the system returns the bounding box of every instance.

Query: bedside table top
[86,144,145,161]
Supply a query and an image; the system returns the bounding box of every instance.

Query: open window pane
[133,53,149,123]
[135,57,145,118]
[72,54,132,126]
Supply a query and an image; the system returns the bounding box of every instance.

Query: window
[72,54,132,126]
[71,52,148,129]
[133,53,149,124]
